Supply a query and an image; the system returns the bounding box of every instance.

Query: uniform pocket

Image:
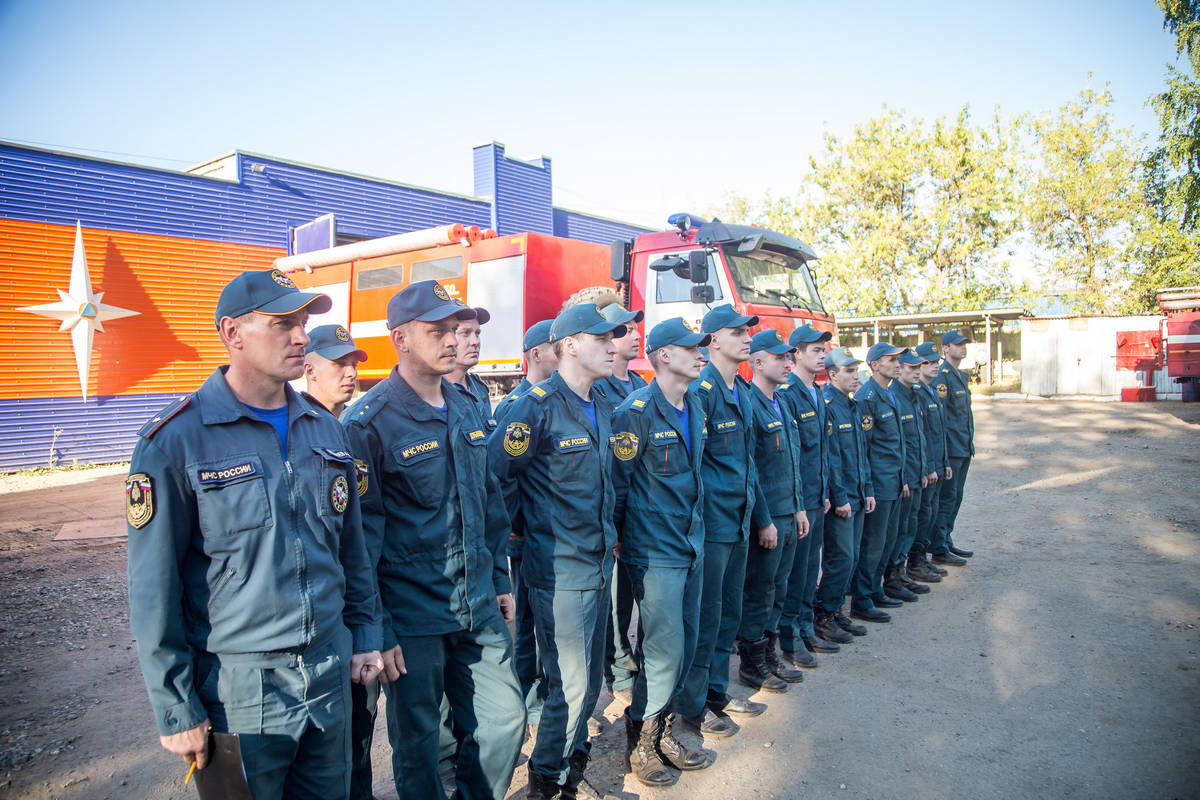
[311,446,355,520]
[191,455,272,537]
[389,436,446,508]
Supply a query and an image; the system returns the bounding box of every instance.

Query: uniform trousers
[625,560,703,721]
[195,627,352,800]
[510,544,545,723]
[677,537,748,718]
[778,508,825,651]
[852,497,901,610]
[891,485,922,565]
[383,621,525,800]
[605,557,639,692]
[527,581,610,783]
[741,515,798,641]
[816,503,864,613]
[932,457,971,553]
[914,479,941,555]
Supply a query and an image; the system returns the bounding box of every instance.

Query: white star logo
[18,222,140,398]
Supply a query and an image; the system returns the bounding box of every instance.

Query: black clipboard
[192,732,253,799]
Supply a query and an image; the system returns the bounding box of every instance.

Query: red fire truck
[277,214,834,391]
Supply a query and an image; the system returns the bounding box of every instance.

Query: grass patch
[973,378,1022,396]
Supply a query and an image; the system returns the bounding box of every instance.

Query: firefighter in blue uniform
[611,318,711,788]
[850,342,909,623]
[678,304,769,738]
[488,303,626,799]
[909,341,951,583]
[777,323,836,666]
[885,350,933,602]
[813,347,874,642]
[493,318,557,731]
[736,330,808,709]
[447,305,496,430]
[126,269,383,800]
[930,330,975,564]
[590,301,648,706]
[343,280,524,800]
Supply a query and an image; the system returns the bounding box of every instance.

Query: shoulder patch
[353,458,369,496]
[125,473,154,529]
[612,431,639,461]
[138,396,191,439]
[862,414,874,431]
[937,383,948,397]
[503,422,531,457]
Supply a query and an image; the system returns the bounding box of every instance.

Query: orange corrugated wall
[0,219,284,399]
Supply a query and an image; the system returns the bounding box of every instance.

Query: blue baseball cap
[898,350,929,366]
[749,329,794,355]
[824,346,861,370]
[522,319,554,351]
[550,303,627,342]
[915,342,940,361]
[789,323,833,347]
[386,280,475,329]
[599,302,644,326]
[701,303,758,333]
[941,330,970,346]
[214,269,332,327]
[647,318,712,352]
[305,324,367,362]
[865,341,907,363]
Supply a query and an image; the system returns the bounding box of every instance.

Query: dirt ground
[1,398,1198,800]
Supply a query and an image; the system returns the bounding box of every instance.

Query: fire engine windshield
[722,245,825,313]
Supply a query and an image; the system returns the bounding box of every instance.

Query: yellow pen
[185,761,197,784]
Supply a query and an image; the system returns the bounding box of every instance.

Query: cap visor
[681,332,713,348]
[473,308,491,325]
[313,344,368,362]
[257,292,332,317]
[582,320,628,338]
[414,301,476,323]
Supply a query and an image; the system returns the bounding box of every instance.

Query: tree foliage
[728,107,1020,317]
[1150,0,1200,230]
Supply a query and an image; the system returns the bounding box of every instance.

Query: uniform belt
[196,627,341,667]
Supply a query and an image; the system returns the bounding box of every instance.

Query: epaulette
[300,391,334,416]
[697,379,713,393]
[528,384,550,402]
[138,395,191,439]
[630,398,648,413]
[345,389,386,427]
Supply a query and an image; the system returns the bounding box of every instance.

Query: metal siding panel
[552,208,652,244]
[491,151,553,235]
[0,392,184,471]
[1,144,493,249]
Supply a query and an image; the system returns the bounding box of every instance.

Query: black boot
[658,711,709,771]
[561,744,612,800]
[527,761,563,800]
[907,554,943,583]
[624,710,673,787]
[814,609,854,643]
[834,609,868,635]
[932,550,967,566]
[898,563,930,594]
[737,638,789,692]
[883,565,919,602]
[764,631,806,682]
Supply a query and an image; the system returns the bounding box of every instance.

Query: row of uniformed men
[126,269,973,800]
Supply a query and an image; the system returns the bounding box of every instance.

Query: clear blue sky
[0,0,1180,228]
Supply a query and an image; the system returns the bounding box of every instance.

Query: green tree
[1024,86,1146,313]
[722,106,1020,317]
[1150,0,1200,230]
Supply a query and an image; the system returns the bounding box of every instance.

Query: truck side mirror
[650,256,686,272]
[610,240,632,282]
[691,284,715,304]
[688,250,709,284]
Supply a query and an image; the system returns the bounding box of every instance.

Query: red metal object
[1114,330,1162,371]
[1120,387,1157,402]
[1164,311,1200,377]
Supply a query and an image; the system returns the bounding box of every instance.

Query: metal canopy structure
[836,307,1031,384]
